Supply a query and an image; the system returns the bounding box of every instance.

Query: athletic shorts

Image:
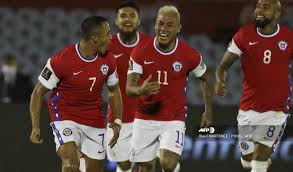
[50,120,106,160]
[237,110,288,155]
[107,122,133,162]
[129,119,186,162]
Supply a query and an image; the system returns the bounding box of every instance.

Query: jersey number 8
[263,50,271,64]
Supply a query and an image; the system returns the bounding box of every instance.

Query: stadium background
[0,0,292,171]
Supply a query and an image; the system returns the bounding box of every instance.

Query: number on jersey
[89,77,96,91]
[157,70,168,85]
[263,50,271,64]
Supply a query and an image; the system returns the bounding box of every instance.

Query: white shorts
[237,110,288,155]
[129,119,186,162]
[50,120,106,160]
[107,122,133,162]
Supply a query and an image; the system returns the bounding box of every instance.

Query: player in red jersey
[126,5,213,172]
[106,1,151,172]
[216,0,293,171]
[29,16,123,172]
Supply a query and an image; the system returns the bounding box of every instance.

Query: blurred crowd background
[0,0,293,172]
[1,0,292,105]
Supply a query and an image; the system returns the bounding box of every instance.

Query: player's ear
[137,18,141,27]
[177,24,182,34]
[115,17,119,27]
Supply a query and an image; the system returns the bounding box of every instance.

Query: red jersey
[228,24,293,113]
[128,37,207,121]
[107,32,151,123]
[38,43,118,128]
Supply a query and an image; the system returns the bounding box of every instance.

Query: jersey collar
[75,43,99,62]
[117,32,140,48]
[153,37,178,55]
[257,24,280,38]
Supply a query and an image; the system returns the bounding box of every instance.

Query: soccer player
[215,0,293,172]
[107,1,151,172]
[126,5,213,172]
[29,16,123,172]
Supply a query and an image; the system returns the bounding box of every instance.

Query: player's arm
[107,83,123,122]
[30,81,50,144]
[106,70,122,148]
[215,51,239,96]
[198,68,213,127]
[126,58,160,96]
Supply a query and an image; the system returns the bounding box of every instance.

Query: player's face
[255,0,279,28]
[155,12,181,47]
[92,22,112,55]
[116,7,140,35]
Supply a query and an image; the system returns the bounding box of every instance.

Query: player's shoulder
[279,24,293,35]
[51,44,76,63]
[237,24,256,34]
[138,32,152,41]
[133,36,154,52]
[177,38,200,56]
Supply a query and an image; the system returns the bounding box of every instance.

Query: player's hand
[30,128,43,144]
[200,111,212,128]
[108,122,121,148]
[215,81,227,96]
[139,75,160,95]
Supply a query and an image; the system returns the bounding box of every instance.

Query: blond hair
[158,5,181,23]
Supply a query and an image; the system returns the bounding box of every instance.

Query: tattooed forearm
[216,51,239,83]
[126,73,142,96]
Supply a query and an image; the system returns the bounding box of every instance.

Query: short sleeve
[106,54,119,86]
[128,46,143,75]
[190,52,207,78]
[38,58,60,89]
[228,28,244,56]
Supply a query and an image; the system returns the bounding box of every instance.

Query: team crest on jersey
[240,142,249,150]
[172,61,183,72]
[100,64,109,75]
[278,41,288,51]
[63,128,72,136]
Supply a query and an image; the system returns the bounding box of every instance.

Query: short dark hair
[81,16,108,38]
[117,0,140,13]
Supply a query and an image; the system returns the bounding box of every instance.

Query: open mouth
[159,32,169,40]
[256,15,265,20]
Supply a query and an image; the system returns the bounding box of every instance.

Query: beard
[255,18,272,28]
[118,28,137,37]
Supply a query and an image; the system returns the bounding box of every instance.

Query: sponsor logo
[144,60,154,65]
[249,41,259,46]
[172,61,183,72]
[62,128,72,136]
[100,64,109,75]
[73,71,82,75]
[114,53,123,59]
[278,40,288,51]
[41,67,52,80]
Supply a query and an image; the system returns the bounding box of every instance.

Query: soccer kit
[128,37,207,162]
[106,32,150,161]
[228,24,293,154]
[38,43,118,159]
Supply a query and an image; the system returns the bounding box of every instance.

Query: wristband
[114,119,122,127]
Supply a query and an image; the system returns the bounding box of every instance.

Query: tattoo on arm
[216,51,239,83]
[126,73,141,96]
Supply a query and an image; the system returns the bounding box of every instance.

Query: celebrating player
[215,0,293,172]
[106,1,151,172]
[29,16,122,172]
[126,5,213,172]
